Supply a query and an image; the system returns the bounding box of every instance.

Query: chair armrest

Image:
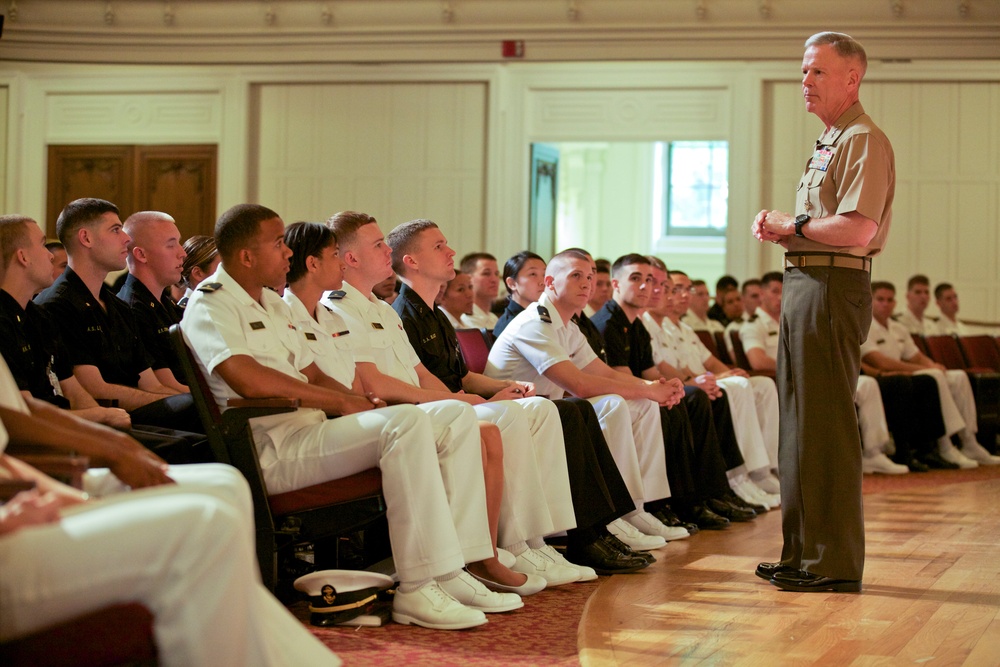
[0,479,38,502]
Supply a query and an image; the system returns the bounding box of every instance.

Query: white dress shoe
[731,478,769,509]
[608,518,667,551]
[437,571,523,613]
[511,548,580,586]
[392,580,488,630]
[940,441,978,469]
[744,479,780,508]
[862,452,910,475]
[626,511,690,541]
[468,569,547,596]
[536,544,598,582]
[960,440,1000,465]
[750,472,781,495]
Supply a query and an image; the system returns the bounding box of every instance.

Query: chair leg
[257,532,278,592]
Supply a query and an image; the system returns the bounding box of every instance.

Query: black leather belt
[784,253,871,273]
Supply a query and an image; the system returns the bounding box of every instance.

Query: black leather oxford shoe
[754,561,797,581]
[770,569,861,593]
[566,536,650,575]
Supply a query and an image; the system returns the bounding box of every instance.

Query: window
[655,140,729,237]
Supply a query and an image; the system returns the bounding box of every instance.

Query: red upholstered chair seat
[268,468,383,516]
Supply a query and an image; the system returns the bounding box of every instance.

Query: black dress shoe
[566,536,650,575]
[770,569,861,592]
[707,497,756,522]
[906,457,930,473]
[681,504,730,530]
[602,534,656,565]
[755,561,797,581]
[724,490,767,514]
[654,508,698,535]
[921,450,959,470]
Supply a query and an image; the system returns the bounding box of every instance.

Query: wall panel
[256,82,486,256]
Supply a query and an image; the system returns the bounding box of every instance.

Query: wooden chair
[958,335,1000,372]
[924,334,1000,448]
[911,333,930,358]
[0,463,157,667]
[712,331,733,366]
[728,330,776,379]
[454,327,494,374]
[170,325,386,591]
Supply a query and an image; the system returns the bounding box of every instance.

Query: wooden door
[46,144,217,241]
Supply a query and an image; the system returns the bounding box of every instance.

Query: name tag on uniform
[809,146,834,172]
[249,321,265,330]
[304,332,318,341]
[767,331,777,336]
[371,322,384,330]
[876,338,886,345]
[331,330,350,338]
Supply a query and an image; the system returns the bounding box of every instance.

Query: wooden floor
[579,472,1000,666]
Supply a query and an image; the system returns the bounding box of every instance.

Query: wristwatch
[794,214,811,238]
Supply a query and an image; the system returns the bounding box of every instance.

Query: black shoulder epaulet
[928,315,940,322]
[748,314,758,322]
[890,313,900,321]
[327,290,346,300]
[177,296,189,308]
[198,282,223,293]
[537,305,552,323]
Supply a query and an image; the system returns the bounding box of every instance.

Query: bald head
[123,211,186,290]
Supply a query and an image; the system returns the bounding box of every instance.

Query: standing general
[752,32,895,592]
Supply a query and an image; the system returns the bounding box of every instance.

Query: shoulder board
[177,296,189,307]
[537,305,552,323]
[327,290,346,300]
[928,315,940,322]
[890,314,900,321]
[321,303,335,313]
[748,314,758,322]
[198,282,223,293]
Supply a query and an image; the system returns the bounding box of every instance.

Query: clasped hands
[752,209,793,245]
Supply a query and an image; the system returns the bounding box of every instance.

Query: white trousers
[252,401,492,583]
[855,375,891,456]
[915,368,977,436]
[473,397,575,546]
[716,375,774,472]
[0,482,339,667]
[586,394,670,508]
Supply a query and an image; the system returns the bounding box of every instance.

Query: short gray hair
[805,32,867,77]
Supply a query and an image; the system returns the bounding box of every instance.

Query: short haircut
[386,219,439,276]
[804,32,868,77]
[325,211,377,250]
[181,235,218,287]
[668,269,689,279]
[214,203,280,260]
[284,221,337,284]
[611,253,652,279]
[690,279,707,290]
[0,214,35,272]
[459,252,497,275]
[907,274,930,291]
[934,282,954,300]
[45,240,65,252]
[645,255,668,273]
[546,248,592,277]
[741,278,761,293]
[55,198,119,248]
[594,258,611,274]
[760,271,784,287]
[715,275,738,293]
[871,281,895,294]
[502,250,545,295]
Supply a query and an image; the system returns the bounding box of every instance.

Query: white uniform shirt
[682,311,724,334]
[323,281,421,386]
[485,292,597,400]
[641,312,680,368]
[862,317,919,362]
[180,264,329,451]
[662,316,712,374]
[740,307,780,361]
[930,316,969,336]
[440,307,463,331]
[460,303,498,330]
[895,309,931,336]
[282,290,358,388]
